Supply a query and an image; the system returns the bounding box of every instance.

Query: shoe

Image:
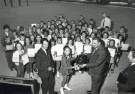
[64,84,72,91]
[60,87,65,94]
[87,90,92,94]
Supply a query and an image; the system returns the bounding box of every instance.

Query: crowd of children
[2,13,129,93]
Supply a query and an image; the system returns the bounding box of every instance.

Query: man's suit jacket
[35,48,55,78]
[1,31,14,46]
[117,64,135,92]
[86,45,110,76]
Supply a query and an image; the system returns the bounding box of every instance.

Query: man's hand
[79,64,87,68]
[52,68,55,72]
[48,67,52,71]
[74,64,80,70]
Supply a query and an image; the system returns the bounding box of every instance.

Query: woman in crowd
[12,42,25,77]
[108,39,117,73]
[66,38,76,57]
[83,38,92,54]
[102,32,109,47]
[74,35,83,56]
[4,36,15,71]
[24,36,34,78]
[51,37,64,77]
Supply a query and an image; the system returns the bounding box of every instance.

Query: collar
[131,62,135,66]
[42,47,47,54]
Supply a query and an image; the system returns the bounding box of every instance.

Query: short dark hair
[132,51,135,58]
[3,24,10,30]
[85,37,91,43]
[102,32,109,38]
[93,37,105,46]
[93,37,102,43]
[108,39,115,47]
[41,38,49,44]
[57,37,62,40]
[24,36,31,46]
[63,45,71,51]
[67,37,74,45]
[63,45,72,56]
[14,42,24,51]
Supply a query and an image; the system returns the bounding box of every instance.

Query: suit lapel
[40,48,47,56]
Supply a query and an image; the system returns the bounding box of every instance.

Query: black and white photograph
[0,0,135,94]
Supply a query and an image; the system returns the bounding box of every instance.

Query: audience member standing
[98,12,111,30]
[12,42,25,77]
[2,25,14,46]
[51,37,64,77]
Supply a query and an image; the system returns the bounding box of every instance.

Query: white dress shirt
[102,38,109,47]
[12,50,24,66]
[51,44,64,61]
[75,41,83,55]
[62,38,68,46]
[83,44,92,54]
[108,47,116,57]
[100,17,111,28]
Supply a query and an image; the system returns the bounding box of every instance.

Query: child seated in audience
[108,32,120,48]
[24,36,35,78]
[19,34,25,46]
[12,42,25,77]
[83,38,92,54]
[51,37,64,77]
[34,35,42,53]
[62,31,69,46]
[102,32,109,47]
[66,38,76,57]
[4,36,15,71]
[89,32,97,45]
[87,24,93,35]
[119,26,128,42]
[81,31,87,44]
[116,34,125,64]
[107,39,117,73]
[74,35,84,56]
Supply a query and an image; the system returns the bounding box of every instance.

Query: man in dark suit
[117,50,135,94]
[1,25,14,46]
[35,38,55,94]
[80,37,110,94]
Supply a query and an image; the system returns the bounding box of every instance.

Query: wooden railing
[0,75,39,94]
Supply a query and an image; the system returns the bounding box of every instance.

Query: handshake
[73,64,87,71]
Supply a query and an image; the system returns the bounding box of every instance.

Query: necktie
[92,48,97,55]
[103,18,105,27]
[45,50,47,55]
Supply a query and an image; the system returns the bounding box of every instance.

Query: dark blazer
[1,31,14,46]
[86,45,110,76]
[35,48,55,78]
[117,64,135,92]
